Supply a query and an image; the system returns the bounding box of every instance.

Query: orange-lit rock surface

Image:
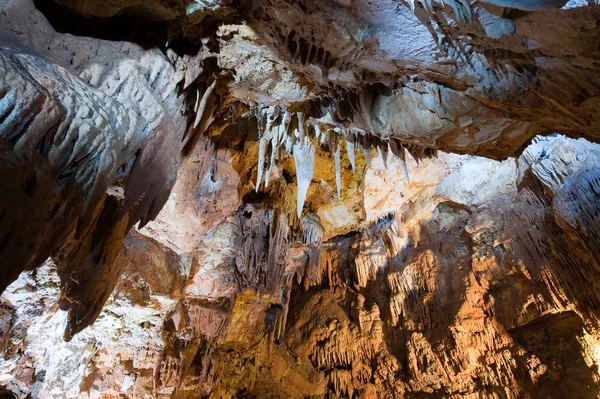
[3,135,600,398]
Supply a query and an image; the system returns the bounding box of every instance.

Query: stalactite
[378,144,389,169]
[363,139,372,165]
[335,142,342,200]
[407,0,473,23]
[390,139,411,184]
[283,113,294,154]
[256,133,269,192]
[246,102,441,211]
[297,112,306,140]
[264,124,281,188]
[346,137,356,174]
[301,213,325,247]
[400,145,411,184]
[192,80,217,130]
[234,205,290,295]
[293,136,316,219]
[301,213,325,285]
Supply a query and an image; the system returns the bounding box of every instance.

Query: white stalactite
[313,122,320,140]
[194,88,200,112]
[297,112,305,140]
[400,145,410,184]
[255,106,284,191]
[335,143,342,200]
[407,0,472,22]
[346,138,356,174]
[193,80,216,129]
[293,136,315,219]
[320,132,327,145]
[378,144,388,169]
[265,124,281,188]
[301,213,324,246]
[256,135,268,192]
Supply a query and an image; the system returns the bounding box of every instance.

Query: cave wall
[1,0,600,337]
[1,0,600,397]
[2,135,600,398]
[0,0,229,339]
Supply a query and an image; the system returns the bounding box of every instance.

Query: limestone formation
[1,0,600,397]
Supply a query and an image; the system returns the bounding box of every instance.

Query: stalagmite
[293,136,316,219]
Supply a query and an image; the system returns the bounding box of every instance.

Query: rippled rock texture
[1,0,600,397]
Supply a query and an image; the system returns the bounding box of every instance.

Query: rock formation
[1,0,600,397]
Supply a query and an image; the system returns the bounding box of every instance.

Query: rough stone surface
[3,135,600,398]
[1,0,600,397]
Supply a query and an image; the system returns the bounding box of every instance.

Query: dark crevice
[6,112,36,146]
[33,0,168,48]
[32,0,203,56]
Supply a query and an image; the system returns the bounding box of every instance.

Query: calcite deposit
[1,0,600,397]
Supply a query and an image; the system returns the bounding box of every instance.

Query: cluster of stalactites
[249,105,437,219]
[407,0,473,22]
[250,105,316,219]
